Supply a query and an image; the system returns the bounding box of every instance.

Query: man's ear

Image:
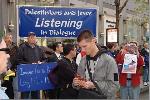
[92,38,97,43]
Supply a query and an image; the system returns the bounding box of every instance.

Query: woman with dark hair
[107,43,117,58]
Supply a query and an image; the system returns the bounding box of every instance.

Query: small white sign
[122,54,137,74]
[107,29,117,42]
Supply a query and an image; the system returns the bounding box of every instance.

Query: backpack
[48,58,77,87]
[48,65,59,87]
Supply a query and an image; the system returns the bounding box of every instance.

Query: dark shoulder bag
[78,52,107,99]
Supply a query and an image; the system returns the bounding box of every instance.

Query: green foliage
[131,0,149,25]
[134,0,149,14]
[63,39,76,44]
[0,30,4,38]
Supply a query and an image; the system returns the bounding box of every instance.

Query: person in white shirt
[46,42,63,99]
[47,42,63,62]
[0,37,10,99]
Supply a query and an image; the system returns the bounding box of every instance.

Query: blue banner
[18,6,97,37]
[17,63,57,92]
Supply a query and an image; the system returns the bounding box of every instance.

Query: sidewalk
[140,76,149,93]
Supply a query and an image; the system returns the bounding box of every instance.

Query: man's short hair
[63,43,75,56]
[28,32,36,37]
[130,41,138,46]
[77,30,94,42]
[52,42,62,51]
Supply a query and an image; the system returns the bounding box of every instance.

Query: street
[140,90,149,100]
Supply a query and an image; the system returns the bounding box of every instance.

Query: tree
[114,0,128,29]
[132,0,149,26]
[0,31,4,38]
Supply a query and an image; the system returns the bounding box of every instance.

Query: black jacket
[57,57,78,88]
[17,42,45,64]
[56,57,78,99]
[47,53,63,62]
[141,48,149,67]
[7,42,18,70]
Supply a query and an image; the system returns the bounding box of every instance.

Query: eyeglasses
[0,48,10,54]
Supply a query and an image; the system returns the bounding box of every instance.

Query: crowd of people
[0,30,149,99]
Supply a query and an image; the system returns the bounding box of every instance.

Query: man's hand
[73,78,82,87]
[83,81,95,89]
[38,61,43,64]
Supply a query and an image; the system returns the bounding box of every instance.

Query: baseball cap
[28,32,36,37]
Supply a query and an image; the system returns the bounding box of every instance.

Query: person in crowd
[73,30,119,99]
[0,36,10,99]
[40,46,54,59]
[76,48,86,66]
[116,42,144,99]
[17,32,45,99]
[1,34,18,99]
[46,42,63,99]
[114,43,120,56]
[141,42,149,86]
[47,42,63,62]
[107,42,117,58]
[56,43,78,99]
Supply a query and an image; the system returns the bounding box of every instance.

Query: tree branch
[114,0,119,6]
[118,0,121,5]
[119,0,128,14]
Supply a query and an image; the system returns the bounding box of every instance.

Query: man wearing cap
[17,32,45,99]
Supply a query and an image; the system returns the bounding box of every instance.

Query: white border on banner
[16,5,20,46]
[16,5,99,45]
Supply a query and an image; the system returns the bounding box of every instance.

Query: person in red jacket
[116,42,144,99]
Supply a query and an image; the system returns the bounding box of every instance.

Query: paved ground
[140,89,149,100]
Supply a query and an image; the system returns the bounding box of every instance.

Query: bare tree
[114,0,128,29]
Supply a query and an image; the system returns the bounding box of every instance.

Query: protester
[1,34,17,99]
[73,30,119,99]
[76,48,86,66]
[56,43,78,99]
[116,42,144,99]
[107,42,117,58]
[141,42,149,86]
[46,42,63,99]
[17,32,45,99]
[0,36,10,99]
[47,42,63,62]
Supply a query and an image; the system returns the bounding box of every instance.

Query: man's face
[70,47,77,58]
[5,35,12,45]
[78,39,95,55]
[127,43,137,54]
[27,35,37,44]
[56,44,63,53]
[0,39,10,73]
[144,43,149,49]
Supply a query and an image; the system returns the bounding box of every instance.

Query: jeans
[21,91,40,99]
[120,80,140,99]
[13,76,20,99]
[143,67,149,82]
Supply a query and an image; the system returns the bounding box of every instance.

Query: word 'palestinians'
[25,9,62,15]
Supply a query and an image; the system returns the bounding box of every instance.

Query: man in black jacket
[141,42,149,86]
[47,42,63,62]
[17,32,45,99]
